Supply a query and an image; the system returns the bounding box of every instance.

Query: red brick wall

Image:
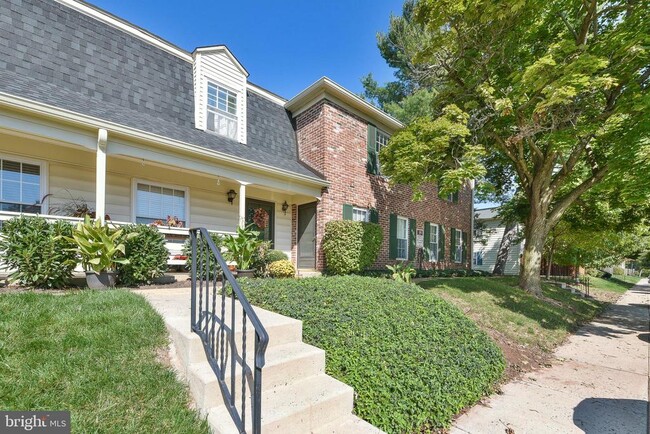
[294,100,472,271]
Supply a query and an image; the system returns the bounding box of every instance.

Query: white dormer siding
[193,46,248,144]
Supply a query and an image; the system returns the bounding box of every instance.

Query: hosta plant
[63,216,137,273]
[386,262,416,283]
[222,225,263,271]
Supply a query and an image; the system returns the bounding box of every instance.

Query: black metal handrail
[189,228,269,434]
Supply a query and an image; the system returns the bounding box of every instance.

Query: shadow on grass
[419,277,606,332]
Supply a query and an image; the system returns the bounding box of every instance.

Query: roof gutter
[286,77,404,132]
[0,92,329,187]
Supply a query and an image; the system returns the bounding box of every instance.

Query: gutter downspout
[470,179,475,270]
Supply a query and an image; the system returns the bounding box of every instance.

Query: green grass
[241,276,504,433]
[590,275,642,293]
[0,290,208,434]
[418,277,607,351]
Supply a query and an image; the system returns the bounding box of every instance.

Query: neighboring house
[472,208,523,275]
[0,0,472,272]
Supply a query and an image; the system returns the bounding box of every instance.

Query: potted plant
[64,216,137,289]
[223,225,263,278]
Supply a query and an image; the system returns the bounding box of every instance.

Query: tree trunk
[519,212,547,296]
[546,238,556,280]
[493,221,518,275]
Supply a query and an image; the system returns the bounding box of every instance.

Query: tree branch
[492,133,533,191]
[547,165,609,229]
[549,135,592,193]
[557,12,579,42]
[577,0,597,45]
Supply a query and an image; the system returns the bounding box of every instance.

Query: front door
[246,199,275,247]
[297,202,317,269]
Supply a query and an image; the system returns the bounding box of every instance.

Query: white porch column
[95,129,108,224]
[238,182,249,228]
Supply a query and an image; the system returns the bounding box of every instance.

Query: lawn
[0,290,209,434]
[590,275,642,293]
[241,276,504,433]
[417,276,627,378]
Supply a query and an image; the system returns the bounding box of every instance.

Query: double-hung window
[375,130,389,174]
[0,158,42,213]
[135,182,187,226]
[473,251,484,266]
[396,216,409,260]
[454,228,463,263]
[429,223,439,262]
[207,83,238,140]
[352,207,369,222]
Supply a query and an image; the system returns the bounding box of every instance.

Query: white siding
[193,49,247,144]
[472,219,522,275]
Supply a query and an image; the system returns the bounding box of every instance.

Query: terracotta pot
[85,271,116,289]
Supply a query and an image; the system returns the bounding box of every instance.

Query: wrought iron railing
[548,274,590,296]
[189,228,269,434]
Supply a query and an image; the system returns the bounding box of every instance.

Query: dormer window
[207,83,238,140]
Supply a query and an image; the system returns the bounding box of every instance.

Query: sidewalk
[452,279,649,434]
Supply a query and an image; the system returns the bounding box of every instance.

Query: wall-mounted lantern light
[281,201,289,215]
[227,189,237,205]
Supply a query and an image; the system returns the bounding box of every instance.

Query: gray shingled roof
[475,208,500,220]
[0,0,323,181]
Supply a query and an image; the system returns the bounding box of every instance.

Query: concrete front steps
[139,288,382,434]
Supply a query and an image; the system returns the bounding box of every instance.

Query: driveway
[452,279,649,434]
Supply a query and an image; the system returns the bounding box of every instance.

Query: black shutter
[342,204,353,220]
[369,208,379,224]
[366,124,378,175]
[389,214,397,259]
[408,218,416,260]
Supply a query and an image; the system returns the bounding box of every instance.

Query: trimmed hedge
[0,216,77,288]
[118,225,169,286]
[322,221,382,275]
[241,276,504,432]
[355,268,491,279]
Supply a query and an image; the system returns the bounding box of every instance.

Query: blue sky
[89,0,404,99]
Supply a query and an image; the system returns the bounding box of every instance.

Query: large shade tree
[369,0,650,294]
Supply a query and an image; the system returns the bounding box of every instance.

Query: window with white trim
[207,83,238,140]
[352,207,369,222]
[429,223,439,262]
[375,130,390,174]
[396,216,409,260]
[454,228,463,263]
[135,182,187,226]
[0,158,42,213]
[473,251,484,266]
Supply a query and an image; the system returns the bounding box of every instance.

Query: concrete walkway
[452,279,649,434]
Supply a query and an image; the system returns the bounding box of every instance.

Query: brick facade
[293,99,472,271]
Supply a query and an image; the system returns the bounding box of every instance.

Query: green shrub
[613,266,625,276]
[265,249,288,263]
[585,268,605,278]
[183,232,224,278]
[241,276,504,432]
[268,260,295,278]
[118,225,169,286]
[322,221,382,275]
[251,243,283,277]
[0,216,77,288]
